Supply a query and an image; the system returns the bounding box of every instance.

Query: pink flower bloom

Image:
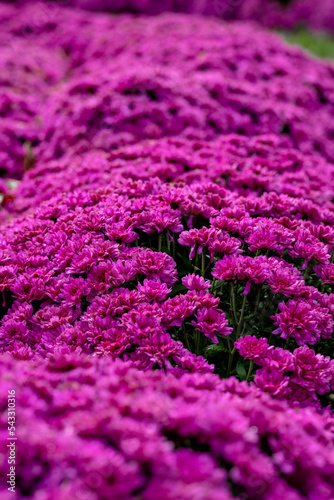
[213,255,269,295]
[186,290,220,309]
[254,367,291,398]
[292,346,334,395]
[210,215,239,233]
[207,232,242,262]
[191,307,232,343]
[314,263,334,284]
[244,220,294,254]
[235,336,271,360]
[138,279,171,302]
[178,227,216,260]
[288,229,330,267]
[162,295,198,328]
[182,274,211,291]
[212,255,239,281]
[271,298,333,346]
[267,264,304,297]
[133,249,178,286]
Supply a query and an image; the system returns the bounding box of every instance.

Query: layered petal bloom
[182,274,211,291]
[2,354,334,500]
[235,336,271,361]
[191,307,233,343]
[271,298,333,346]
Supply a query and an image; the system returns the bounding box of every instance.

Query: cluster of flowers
[1,3,334,179]
[7,0,334,34]
[236,336,334,409]
[1,173,334,408]
[1,353,334,500]
[36,18,334,166]
[8,134,334,213]
[0,5,70,178]
[1,4,334,497]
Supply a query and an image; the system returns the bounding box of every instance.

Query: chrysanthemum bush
[0,36,69,178]
[1,170,334,409]
[1,3,334,498]
[37,20,334,165]
[1,5,334,178]
[5,0,334,34]
[1,354,334,500]
[8,134,334,213]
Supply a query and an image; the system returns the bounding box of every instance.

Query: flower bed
[1,169,334,408]
[5,0,334,34]
[9,135,334,213]
[0,4,334,498]
[1,6,334,178]
[1,354,334,500]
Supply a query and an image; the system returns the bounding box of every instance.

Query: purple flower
[235,336,271,360]
[271,298,333,346]
[182,274,211,291]
[138,279,171,302]
[2,354,334,500]
[191,307,232,343]
[314,263,334,284]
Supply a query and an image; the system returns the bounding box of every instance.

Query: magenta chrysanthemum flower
[182,274,211,291]
[137,279,171,302]
[271,298,333,346]
[292,346,334,396]
[235,336,271,360]
[212,255,268,294]
[314,263,334,284]
[191,307,232,343]
[266,259,304,297]
[178,228,216,259]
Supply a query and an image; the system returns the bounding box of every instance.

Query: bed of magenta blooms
[8,135,334,213]
[1,4,334,179]
[5,0,334,34]
[1,172,334,411]
[1,354,334,500]
[1,3,334,499]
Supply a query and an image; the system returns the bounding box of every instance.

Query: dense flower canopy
[1,168,334,407]
[1,3,334,178]
[1,354,334,500]
[4,0,334,34]
[0,2,334,499]
[8,134,334,213]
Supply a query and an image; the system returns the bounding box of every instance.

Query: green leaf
[168,283,187,298]
[211,279,225,291]
[236,361,247,381]
[161,246,171,256]
[206,344,229,356]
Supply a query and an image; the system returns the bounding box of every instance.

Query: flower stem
[195,330,201,356]
[226,347,236,377]
[237,294,247,338]
[158,233,163,252]
[204,337,208,358]
[230,283,238,326]
[201,252,206,277]
[246,360,254,382]
[183,323,190,351]
[303,261,312,281]
[254,287,262,313]
[167,233,171,252]
[195,252,199,268]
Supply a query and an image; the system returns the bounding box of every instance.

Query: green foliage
[236,361,247,380]
[280,29,334,59]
